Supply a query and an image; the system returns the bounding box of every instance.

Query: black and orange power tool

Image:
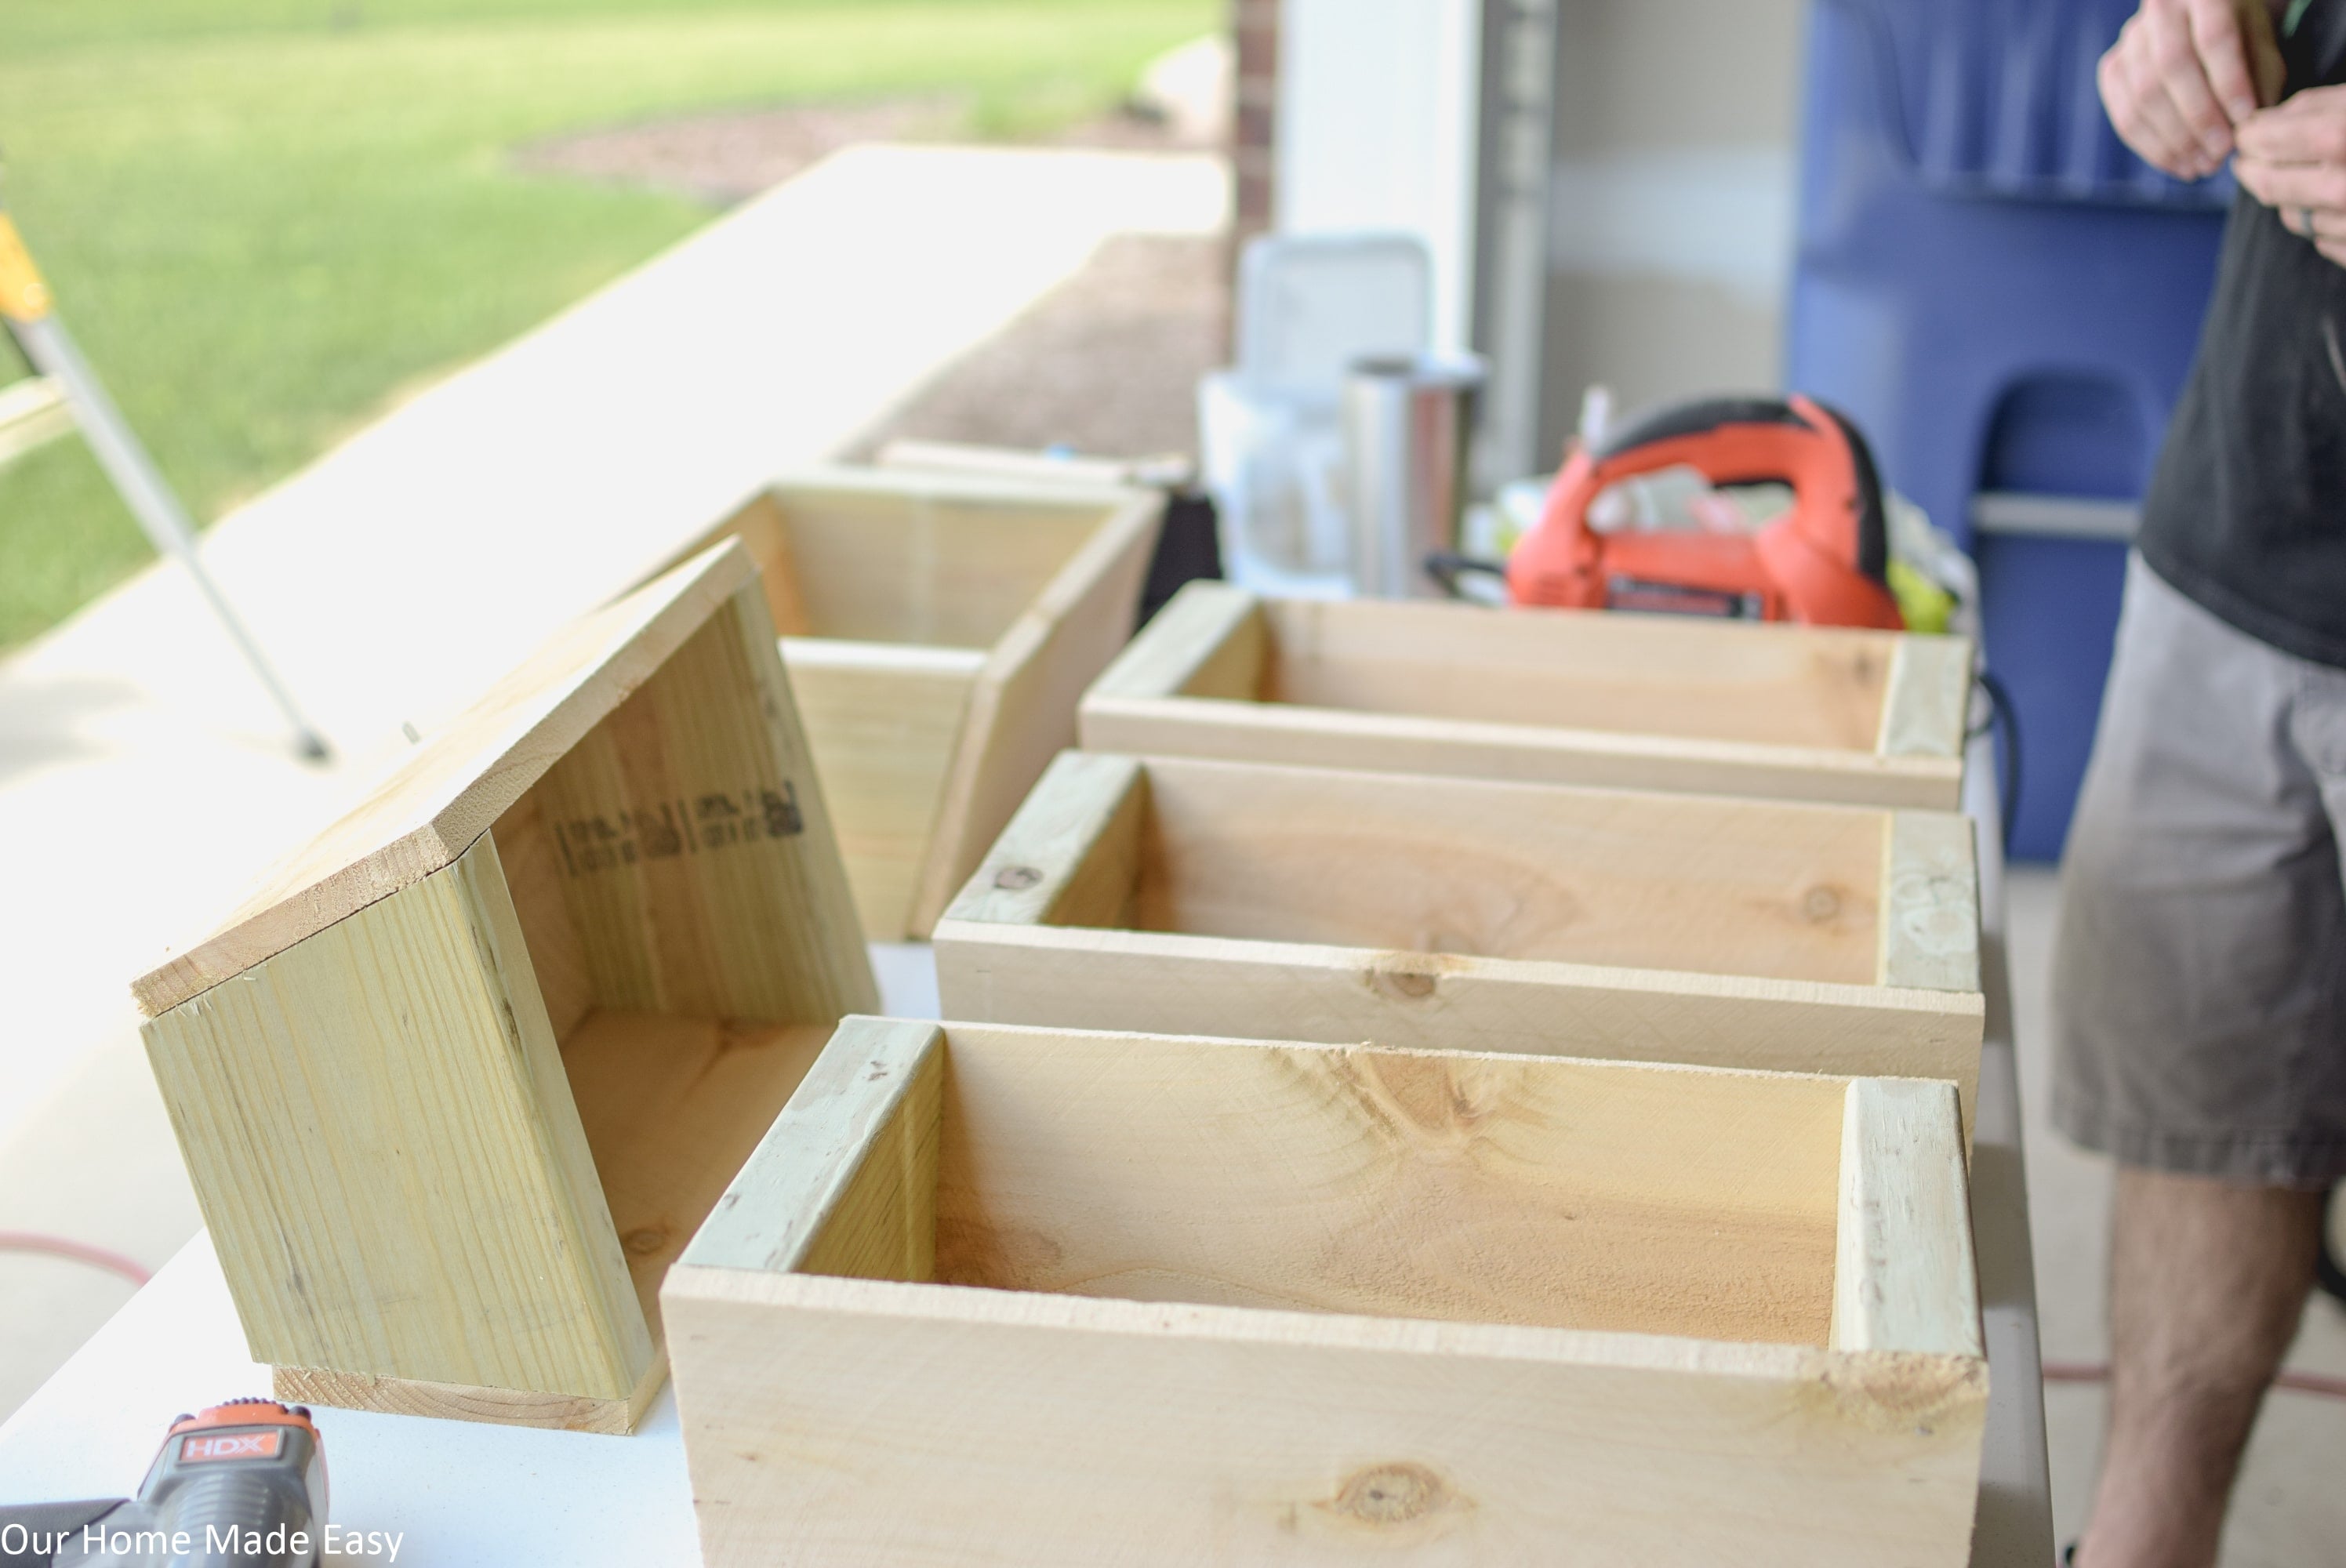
[0,1399,326,1566]
[1504,394,1905,630]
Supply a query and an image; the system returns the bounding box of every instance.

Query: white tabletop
[0,761,2053,1566]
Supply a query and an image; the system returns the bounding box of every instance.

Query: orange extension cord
[0,1231,151,1287]
[2043,1361,2346,1403]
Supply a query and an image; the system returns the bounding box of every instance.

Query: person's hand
[2100,0,2285,180]
[2237,86,2346,265]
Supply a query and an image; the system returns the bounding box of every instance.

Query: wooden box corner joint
[651,467,1164,941]
[663,1020,1990,1566]
[134,540,877,1432]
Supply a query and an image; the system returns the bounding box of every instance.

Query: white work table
[0,742,2052,1566]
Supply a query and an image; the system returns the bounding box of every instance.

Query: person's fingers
[2103,27,2182,173]
[2145,0,2243,158]
[2273,202,2336,239]
[2187,0,2263,121]
[2237,86,2346,163]
[2105,27,2218,176]
[2136,44,2228,175]
[2315,235,2346,270]
[2235,154,2346,212]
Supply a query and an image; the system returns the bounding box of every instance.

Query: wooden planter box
[659,468,1163,940]
[134,542,877,1433]
[933,752,1986,1127]
[1081,583,1974,809]
[664,1018,1989,1566]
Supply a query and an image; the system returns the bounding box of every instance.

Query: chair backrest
[1815,0,2234,206]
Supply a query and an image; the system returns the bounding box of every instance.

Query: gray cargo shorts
[2054,554,2346,1187]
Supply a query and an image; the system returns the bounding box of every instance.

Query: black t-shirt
[2137,0,2346,668]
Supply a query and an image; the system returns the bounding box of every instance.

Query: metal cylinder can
[1342,354,1487,598]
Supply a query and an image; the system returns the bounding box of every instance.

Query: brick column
[1226,0,1282,354]
[1231,0,1281,248]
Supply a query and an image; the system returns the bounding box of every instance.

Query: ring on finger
[2302,207,2320,236]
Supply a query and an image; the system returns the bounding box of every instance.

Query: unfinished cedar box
[133,542,877,1433]
[652,467,1164,941]
[933,752,1986,1128]
[664,1018,1989,1566]
[1080,583,1974,809]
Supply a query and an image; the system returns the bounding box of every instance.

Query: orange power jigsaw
[1504,394,1905,630]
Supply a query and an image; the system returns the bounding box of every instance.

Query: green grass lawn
[0,0,1212,648]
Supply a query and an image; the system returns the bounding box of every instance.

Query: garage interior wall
[1534,0,1808,457]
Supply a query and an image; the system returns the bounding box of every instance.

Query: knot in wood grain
[1364,951,1465,1002]
[622,1224,671,1258]
[992,865,1044,891]
[1328,1462,1447,1525]
[1799,884,1845,924]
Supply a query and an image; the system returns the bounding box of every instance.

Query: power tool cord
[2043,1359,2346,1404]
[1972,670,2022,855]
[1423,550,1507,598]
[0,1231,152,1287]
[2322,1186,2346,1306]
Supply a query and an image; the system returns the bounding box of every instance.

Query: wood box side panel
[930,925,1985,1134]
[1257,597,1898,753]
[142,840,649,1401]
[779,645,980,940]
[1073,695,1964,811]
[1130,756,1893,987]
[931,1026,1845,1345]
[688,489,816,637]
[133,542,757,1019]
[666,1271,1988,1568]
[770,484,1117,648]
[906,494,1163,935]
[503,583,877,1024]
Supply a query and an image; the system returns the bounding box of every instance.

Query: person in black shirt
[2059,2,2346,1563]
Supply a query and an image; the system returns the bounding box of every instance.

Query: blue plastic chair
[1787,0,2231,858]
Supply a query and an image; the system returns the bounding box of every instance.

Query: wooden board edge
[932,918,1992,1031]
[935,752,1145,927]
[778,637,990,676]
[1831,1079,1985,1359]
[902,496,1162,937]
[764,463,1149,512]
[721,585,884,1016]
[660,1255,1841,1384]
[272,1348,666,1435]
[675,1017,942,1275]
[1070,694,1965,808]
[132,539,758,1018]
[930,919,1987,1138]
[1081,579,1260,704]
[1876,633,1975,760]
[1877,810,1982,994]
